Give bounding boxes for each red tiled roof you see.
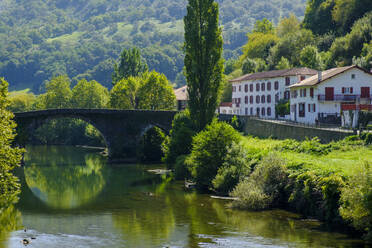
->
[220,102,232,107]
[229,68,318,83]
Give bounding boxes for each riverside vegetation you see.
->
[163,113,372,241]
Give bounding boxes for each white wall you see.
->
[290,68,372,125]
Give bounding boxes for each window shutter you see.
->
[304,89,306,97]
[342,87,345,93]
[350,87,353,93]
[310,88,314,98]
[308,104,311,112]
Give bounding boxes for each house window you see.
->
[245,96,248,104]
[361,87,370,98]
[267,107,271,116]
[245,84,248,92]
[232,86,236,92]
[299,103,305,117]
[310,88,314,98]
[245,108,248,115]
[250,107,253,115]
[250,84,253,92]
[300,75,306,81]
[351,74,356,79]
[261,83,265,91]
[300,89,307,97]
[284,90,290,100]
[261,95,265,103]
[256,107,260,116]
[308,104,316,113]
[342,87,354,94]
[267,95,271,103]
[256,95,260,103]
[256,83,260,91]
[275,94,279,103]
[261,107,265,116]
[267,82,271,91]
[250,96,253,104]
[274,81,279,90]
[285,77,290,86]
[239,85,241,92]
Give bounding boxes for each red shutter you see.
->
[350,87,353,93]
[342,87,345,94]
[310,88,314,98]
[304,89,307,97]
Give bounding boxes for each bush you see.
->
[231,153,288,210]
[275,99,290,117]
[162,110,196,168]
[187,120,241,190]
[279,137,331,155]
[340,162,372,240]
[212,142,252,195]
[230,180,270,210]
[138,126,166,162]
[174,155,190,180]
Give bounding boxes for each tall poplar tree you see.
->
[184,0,224,131]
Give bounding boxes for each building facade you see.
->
[229,68,317,118]
[174,85,188,111]
[289,66,372,127]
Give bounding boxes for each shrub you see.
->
[187,120,241,190]
[275,99,290,117]
[138,126,166,162]
[231,153,288,210]
[174,155,190,180]
[230,180,270,210]
[212,142,252,195]
[162,110,196,168]
[340,162,372,240]
[279,137,331,155]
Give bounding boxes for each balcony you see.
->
[341,104,372,111]
[317,94,368,102]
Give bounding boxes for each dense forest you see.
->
[0,0,307,92]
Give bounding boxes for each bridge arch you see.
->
[14,109,177,163]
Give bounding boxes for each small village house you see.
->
[289,65,372,128]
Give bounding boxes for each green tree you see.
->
[7,90,36,113]
[0,78,23,207]
[303,0,337,35]
[184,0,224,131]
[163,110,196,167]
[242,58,257,74]
[137,71,176,110]
[276,57,291,70]
[277,14,301,38]
[71,79,109,108]
[300,45,323,70]
[109,77,142,109]
[43,75,72,109]
[332,0,372,34]
[138,126,166,162]
[252,18,275,34]
[241,32,279,61]
[186,121,241,190]
[112,47,148,85]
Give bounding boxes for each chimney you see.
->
[318,71,322,83]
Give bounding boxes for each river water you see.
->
[0,146,367,248]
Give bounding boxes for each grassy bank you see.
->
[233,136,372,240]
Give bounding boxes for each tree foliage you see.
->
[71,79,109,108]
[184,0,224,131]
[112,47,148,85]
[186,121,241,190]
[0,78,23,207]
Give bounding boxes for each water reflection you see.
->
[4,146,366,248]
[23,146,107,209]
[0,205,22,247]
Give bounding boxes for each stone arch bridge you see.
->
[14,109,177,162]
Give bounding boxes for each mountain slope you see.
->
[0,0,307,92]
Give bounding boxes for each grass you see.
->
[241,136,372,177]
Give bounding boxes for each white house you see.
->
[289,65,372,128]
[218,102,233,114]
[229,68,318,118]
[174,85,188,111]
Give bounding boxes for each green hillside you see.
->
[0,0,307,92]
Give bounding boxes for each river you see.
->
[0,146,367,248]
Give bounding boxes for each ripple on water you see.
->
[7,230,122,248]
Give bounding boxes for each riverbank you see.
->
[231,135,372,241]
